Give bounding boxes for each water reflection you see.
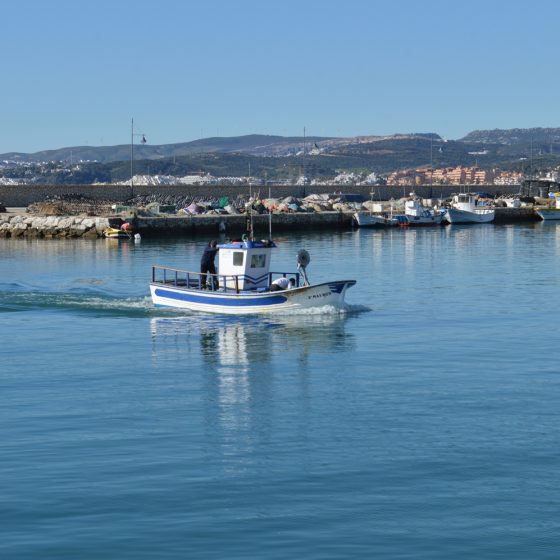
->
[150,311,354,363]
[149,312,355,461]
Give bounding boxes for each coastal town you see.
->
[1,158,558,189]
[2,129,560,189]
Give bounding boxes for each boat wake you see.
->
[0,291,152,317]
[0,283,176,317]
[268,302,370,316]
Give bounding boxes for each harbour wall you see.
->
[137,206,538,235]
[0,184,522,207]
[0,206,540,239]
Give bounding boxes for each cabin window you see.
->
[251,254,266,268]
[233,252,244,266]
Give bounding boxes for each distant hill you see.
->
[0,134,333,164]
[461,127,560,145]
[2,128,560,184]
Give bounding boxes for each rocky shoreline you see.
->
[0,214,116,239]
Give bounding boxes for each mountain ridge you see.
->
[3,128,559,165]
[460,127,560,145]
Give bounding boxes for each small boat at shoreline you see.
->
[150,238,356,314]
[103,222,133,239]
[444,193,495,224]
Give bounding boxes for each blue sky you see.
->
[1,0,559,153]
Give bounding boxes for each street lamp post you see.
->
[130,118,147,200]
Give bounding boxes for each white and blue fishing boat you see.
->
[398,195,446,226]
[150,238,356,314]
[444,193,495,224]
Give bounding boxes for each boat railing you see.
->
[152,266,300,294]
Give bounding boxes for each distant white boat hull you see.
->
[353,212,398,227]
[536,208,560,220]
[398,212,445,226]
[445,208,495,224]
[150,280,356,314]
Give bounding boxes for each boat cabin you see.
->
[405,196,431,218]
[452,193,479,211]
[218,239,276,291]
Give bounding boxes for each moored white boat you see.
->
[150,239,356,314]
[399,195,445,226]
[444,193,495,224]
[353,211,398,227]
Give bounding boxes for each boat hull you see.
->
[536,208,560,221]
[445,208,495,224]
[353,212,398,227]
[398,213,445,226]
[150,280,356,314]
[103,227,132,239]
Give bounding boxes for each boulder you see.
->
[58,217,74,229]
[24,228,41,238]
[45,216,60,227]
[82,227,99,239]
[42,228,59,238]
[69,224,87,237]
[11,224,28,237]
[31,217,47,229]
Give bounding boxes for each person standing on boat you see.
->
[270,277,294,291]
[200,240,219,289]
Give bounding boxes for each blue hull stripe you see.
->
[154,287,287,307]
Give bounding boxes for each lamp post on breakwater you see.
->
[130,118,147,200]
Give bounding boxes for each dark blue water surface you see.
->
[2,223,560,559]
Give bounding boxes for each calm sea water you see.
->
[2,223,560,559]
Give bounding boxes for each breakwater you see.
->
[0,206,539,239]
[0,183,522,207]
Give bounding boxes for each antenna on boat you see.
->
[297,249,311,286]
[246,167,254,241]
[266,171,272,240]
